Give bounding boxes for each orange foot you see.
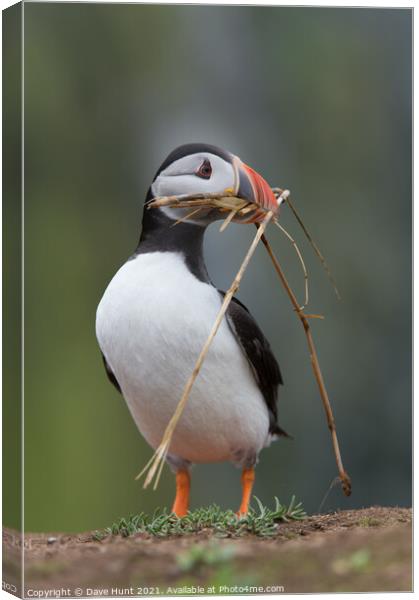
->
[236,467,255,516]
[171,469,191,517]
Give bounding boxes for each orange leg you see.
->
[171,469,191,517]
[237,467,255,515]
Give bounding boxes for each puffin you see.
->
[96,143,288,517]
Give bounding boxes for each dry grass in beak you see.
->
[147,192,276,225]
[139,188,351,498]
[219,207,245,232]
[148,192,247,212]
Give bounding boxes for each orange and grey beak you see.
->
[232,157,279,222]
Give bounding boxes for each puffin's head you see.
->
[149,143,278,225]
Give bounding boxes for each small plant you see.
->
[96,496,306,540]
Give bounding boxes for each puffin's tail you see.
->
[271,424,293,440]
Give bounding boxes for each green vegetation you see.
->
[358,516,383,528]
[93,496,305,540]
[177,542,236,572]
[332,549,372,575]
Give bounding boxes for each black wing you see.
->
[101,352,122,394]
[220,292,290,438]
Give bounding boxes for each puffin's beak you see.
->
[232,157,279,218]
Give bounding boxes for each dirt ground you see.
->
[3,506,412,596]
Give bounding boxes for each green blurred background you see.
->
[17,4,412,532]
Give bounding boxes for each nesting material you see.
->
[139,188,351,497]
[147,191,279,224]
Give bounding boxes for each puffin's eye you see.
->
[196,159,212,179]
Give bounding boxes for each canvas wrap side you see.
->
[3,2,23,597]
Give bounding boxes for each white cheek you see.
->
[152,175,211,222]
[151,156,236,199]
[208,163,236,193]
[152,174,210,198]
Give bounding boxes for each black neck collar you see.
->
[133,190,211,284]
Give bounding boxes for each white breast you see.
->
[96,252,270,465]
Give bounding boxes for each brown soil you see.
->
[3,506,412,596]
